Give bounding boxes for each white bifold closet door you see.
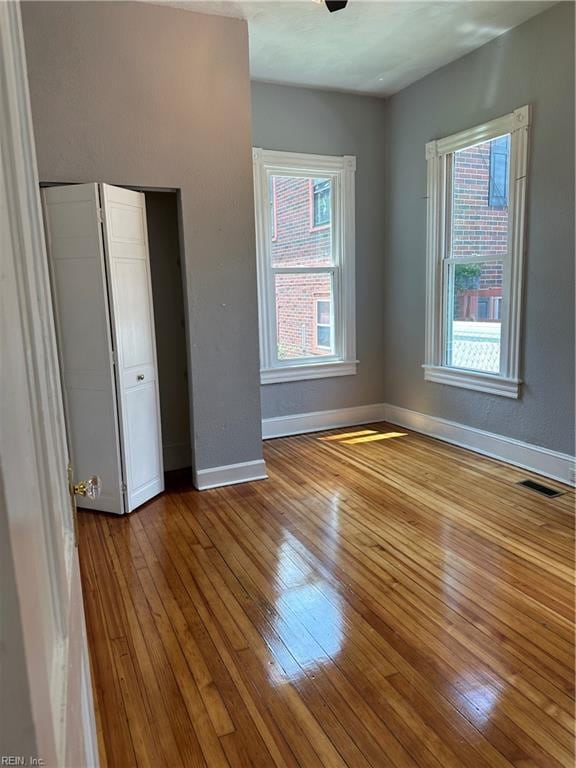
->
[43,182,164,514]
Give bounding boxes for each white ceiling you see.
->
[164,1,554,96]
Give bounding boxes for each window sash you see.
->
[441,142,511,377]
[424,106,530,398]
[443,254,505,265]
[271,266,336,274]
[270,268,341,366]
[441,259,505,373]
[444,150,510,265]
[442,177,509,376]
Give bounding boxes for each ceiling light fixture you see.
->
[325,0,348,11]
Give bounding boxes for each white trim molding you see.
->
[424,105,530,398]
[262,403,387,439]
[261,359,358,385]
[423,366,520,398]
[262,402,575,487]
[194,459,268,491]
[253,148,357,384]
[382,403,574,487]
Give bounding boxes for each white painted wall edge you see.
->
[262,403,575,487]
[194,459,268,491]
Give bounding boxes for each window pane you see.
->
[451,135,510,260]
[489,136,510,208]
[313,180,331,227]
[275,273,334,360]
[445,261,503,373]
[269,175,333,267]
[317,300,331,325]
[316,325,331,348]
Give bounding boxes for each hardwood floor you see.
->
[78,423,575,768]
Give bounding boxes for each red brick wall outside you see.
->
[271,176,333,359]
[452,141,508,321]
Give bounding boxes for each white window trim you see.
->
[253,148,357,385]
[423,105,530,398]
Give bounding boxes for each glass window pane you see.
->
[451,135,510,260]
[312,180,331,227]
[316,325,331,348]
[445,261,503,373]
[317,300,331,325]
[275,273,334,360]
[269,175,333,268]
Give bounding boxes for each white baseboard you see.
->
[194,459,268,491]
[382,403,574,487]
[262,403,387,440]
[262,403,575,486]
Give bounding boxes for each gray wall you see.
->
[251,82,387,419]
[22,1,263,473]
[145,192,192,471]
[22,2,575,459]
[384,2,575,455]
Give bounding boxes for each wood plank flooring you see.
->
[78,423,575,768]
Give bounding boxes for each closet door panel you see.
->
[124,383,163,507]
[101,183,164,512]
[52,258,110,372]
[43,183,126,515]
[66,386,124,514]
[111,257,154,369]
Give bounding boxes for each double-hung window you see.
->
[424,106,530,398]
[253,149,357,384]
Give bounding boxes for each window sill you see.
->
[423,365,520,399]
[261,360,358,385]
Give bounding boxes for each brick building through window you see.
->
[451,137,509,324]
[270,176,334,359]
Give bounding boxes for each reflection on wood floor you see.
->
[79,423,575,767]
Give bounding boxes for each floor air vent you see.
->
[517,479,564,497]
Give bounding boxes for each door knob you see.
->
[73,475,102,500]
[137,374,145,381]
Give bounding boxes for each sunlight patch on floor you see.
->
[320,429,377,441]
[319,429,408,445]
[342,431,408,445]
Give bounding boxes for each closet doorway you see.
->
[144,189,192,475]
[42,183,192,514]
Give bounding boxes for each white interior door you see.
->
[43,183,126,515]
[0,3,98,765]
[101,183,164,511]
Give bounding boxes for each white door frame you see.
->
[0,3,98,765]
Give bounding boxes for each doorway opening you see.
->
[143,190,192,477]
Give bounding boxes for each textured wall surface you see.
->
[252,82,387,419]
[22,2,574,459]
[22,1,263,472]
[384,2,575,454]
